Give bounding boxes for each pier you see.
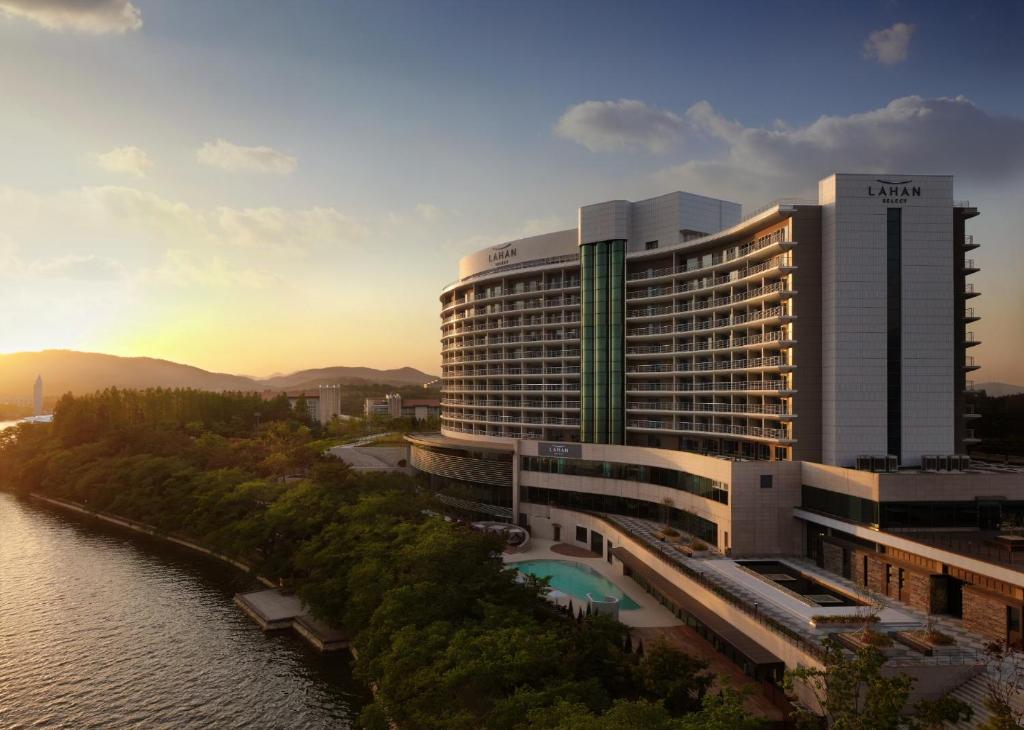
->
[235,589,350,653]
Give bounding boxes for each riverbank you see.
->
[26,492,349,653]
[29,493,276,586]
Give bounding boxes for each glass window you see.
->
[575,525,588,542]
[522,456,728,504]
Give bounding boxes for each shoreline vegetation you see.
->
[0,387,763,730]
[24,493,277,587]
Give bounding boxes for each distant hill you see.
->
[976,382,1024,398]
[261,366,436,389]
[0,350,438,399]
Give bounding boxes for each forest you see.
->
[0,388,764,729]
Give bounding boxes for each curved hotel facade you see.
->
[411,174,1024,674]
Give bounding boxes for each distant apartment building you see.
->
[32,375,42,417]
[318,384,343,424]
[407,174,1024,687]
[364,393,440,420]
[260,385,347,425]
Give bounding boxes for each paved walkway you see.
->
[327,444,405,470]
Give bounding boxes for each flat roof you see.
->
[404,431,515,453]
[610,546,782,667]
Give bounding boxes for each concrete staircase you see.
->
[947,657,1024,729]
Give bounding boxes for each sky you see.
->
[0,0,1022,382]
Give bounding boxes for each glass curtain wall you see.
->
[581,239,625,443]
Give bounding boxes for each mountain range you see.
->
[975,382,1024,398]
[0,350,438,399]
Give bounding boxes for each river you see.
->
[0,492,365,728]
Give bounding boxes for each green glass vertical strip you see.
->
[594,241,608,443]
[609,240,625,444]
[581,245,595,443]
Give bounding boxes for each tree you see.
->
[785,638,972,729]
[675,685,765,730]
[635,639,713,714]
[979,643,1024,730]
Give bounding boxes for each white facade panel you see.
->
[820,174,955,467]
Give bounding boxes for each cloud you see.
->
[94,146,153,177]
[863,22,915,65]
[0,184,370,282]
[196,138,297,174]
[654,95,1024,207]
[150,249,278,289]
[555,99,685,153]
[0,0,141,33]
[214,206,368,251]
[415,203,442,222]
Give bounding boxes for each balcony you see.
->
[625,380,794,395]
[965,331,981,348]
[627,282,795,320]
[626,330,793,357]
[962,234,980,251]
[626,401,792,418]
[964,356,980,372]
[964,283,980,299]
[964,258,980,275]
[964,307,980,324]
[627,306,793,338]
[626,355,792,376]
[626,419,793,443]
[626,233,793,282]
[625,254,794,301]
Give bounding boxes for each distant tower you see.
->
[33,375,43,417]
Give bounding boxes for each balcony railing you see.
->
[626,232,791,282]
[626,402,791,416]
[627,306,791,337]
[626,419,792,441]
[625,380,792,393]
[625,254,793,301]
[626,330,790,356]
[628,282,793,319]
[627,355,789,375]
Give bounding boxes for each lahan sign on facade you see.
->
[867,179,922,205]
[488,242,518,265]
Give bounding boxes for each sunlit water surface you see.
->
[0,492,364,729]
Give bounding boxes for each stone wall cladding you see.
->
[963,586,1007,643]
[905,570,933,612]
[823,542,845,577]
[866,554,887,594]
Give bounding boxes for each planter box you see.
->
[893,631,958,656]
[834,631,899,657]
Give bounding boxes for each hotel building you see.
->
[409,174,1024,693]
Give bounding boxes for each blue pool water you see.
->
[512,559,641,610]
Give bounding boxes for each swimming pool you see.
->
[512,559,641,610]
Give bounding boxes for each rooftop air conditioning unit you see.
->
[885,455,899,472]
[856,456,872,471]
[936,455,951,472]
[871,456,889,473]
[922,456,938,472]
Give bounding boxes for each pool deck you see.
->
[505,539,680,628]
